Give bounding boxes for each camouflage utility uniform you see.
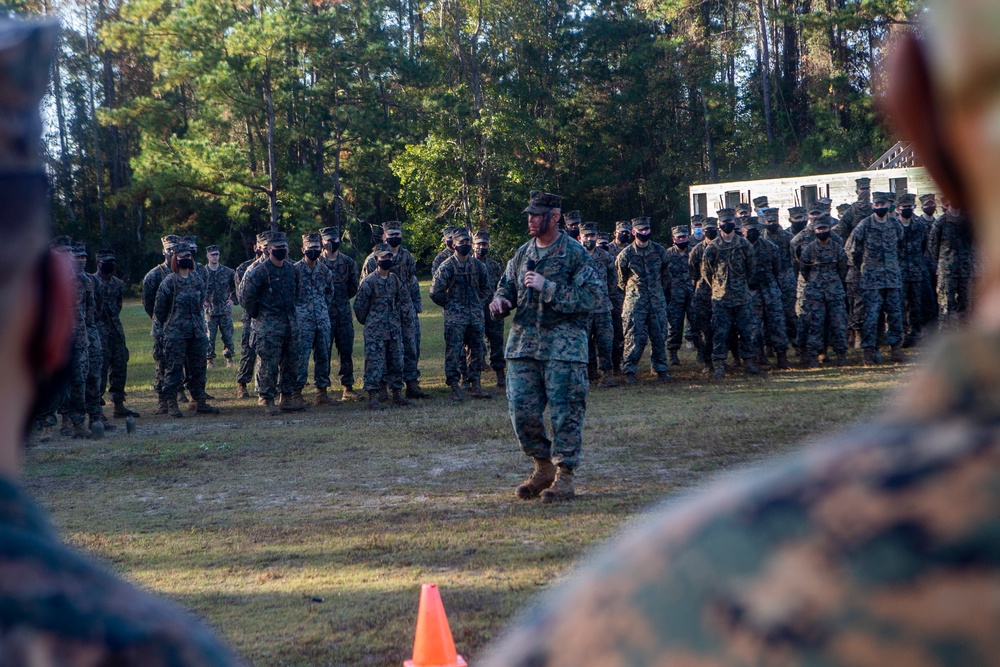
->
[320,247,360,390]
[616,233,671,377]
[930,210,975,327]
[203,263,237,362]
[354,270,410,392]
[430,251,494,390]
[845,210,905,353]
[155,271,211,402]
[93,268,129,406]
[361,242,423,384]
[799,237,849,360]
[703,235,757,364]
[293,257,334,395]
[239,258,300,401]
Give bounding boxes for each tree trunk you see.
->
[51,49,77,225]
[757,0,775,148]
[263,64,279,231]
[84,0,108,241]
[701,90,718,182]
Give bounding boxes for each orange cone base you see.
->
[404,583,467,667]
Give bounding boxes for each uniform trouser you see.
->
[253,325,298,399]
[163,336,208,399]
[692,285,713,363]
[712,302,755,361]
[849,280,864,334]
[444,314,485,386]
[938,275,973,327]
[586,311,614,373]
[902,280,924,339]
[153,334,167,396]
[778,270,797,343]
[205,311,235,359]
[804,296,848,356]
[296,324,332,391]
[506,358,588,470]
[99,327,129,404]
[750,284,789,354]
[237,314,256,386]
[483,307,506,372]
[622,301,669,375]
[363,332,404,391]
[401,307,421,382]
[922,274,938,326]
[66,337,89,425]
[611,302,624,371]
[861,287,903,348]
[330,302,356,387]
[666,289,695,351]
[86,332,103,419]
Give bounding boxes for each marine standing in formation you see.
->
[474,230,507,388]
[319,226,362,401]
[930,201,975,328]
[293,233,336,406]
[580,221,619,387]
[203,244,237,369]
[798,215,849,366]
[664,225,695,368]
[93,246,137,419]
[234,233,268,399]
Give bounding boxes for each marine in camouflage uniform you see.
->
[703,208,760,379]
[154,242,219,417]
[360,220,430,399]
[92,247,137,418]
[799,216,849,366]
[616,216,672,384]
[294,233,335,406]
[930,204,975,328]
[562,209,582,242]
[835,178,873,344]
[918,193,941,327]
[490,191,604,503]
[596,232,611,253]
[607,220,632,373]
[664,225,696,367]
[430,228,494,401]
[233,233,268,399]
[791,209,844,360]
[239,231,302,415]
[354,244,412,410]
[845,191,906,364]
[473,230,507,387]
[202,245,237,367]
[745,218,790,368]
[580,222,619,387]
[72,243,109,430]
[762,207,797,344]
[141,235,179,413]
[688,217,718,372]
[319,226,361,401]
[49,238,89,438]
[896,193,931,347]
[431,225,458,275]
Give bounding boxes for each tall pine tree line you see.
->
[9,0,919,284]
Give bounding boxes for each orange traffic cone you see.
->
[404,583,467,667]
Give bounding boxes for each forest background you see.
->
[8,0,919,285]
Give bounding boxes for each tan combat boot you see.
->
[314,387,338,406]
[279,392,307,412]
[515,458,556,500]
[450,384,467,402]
[166,397,183,418]
[112,401,139,418]
[195,398,220,414]
[392,387,414,407]
[405,380,431,399]
[236,382,250,399]
[342,385,362,402]
[468,380,492,399]
[540,465,575,503]
[598,372,619,388]
[367,390,384,411]
[156,396,169,415]
[71,420,90,439]
[262,397,281,416]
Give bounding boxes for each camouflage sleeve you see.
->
[353,278,371,325]
[347,257,360,300]
[141,272,158,318]
[538,253,604,315]
[396,273,413,314]
[660,247,672,302]
[703,244,717,282]
[239,266,261,320]
[360,254,376,282]
[227,267,237,303]
[615,250,630,293]
[846,223,864,270]
[429,260,451,308]
[799,242,814,282]
[495,253,521,305]
[928,221,941,271]
[115,278,123,315]
[605,255,622,309]
[688,246,702,287]
[407,254,422,313]
[476,260,493,305]
[769,241,781,280]
[837,244,848,283]
[153,277,173,325]
[325,264,335,310]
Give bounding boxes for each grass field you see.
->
[23,283,915,665]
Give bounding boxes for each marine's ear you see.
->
[881,33,966,208]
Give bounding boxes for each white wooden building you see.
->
[688,143,936,218]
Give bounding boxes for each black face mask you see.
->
[305,248,321,261]
[270,248,288,261]
[326,241,340,254]
[378,258,394,270]
[899,208,913,220]
[674,241,688,251]
[583,239,596,250]
[617,233,632,244]
[791,220,807,234]
[634,231,651,242]
[455,243,472,257]
[720,222,736,234]
[766,222,780,233]
[873,207,889,218]
[922,206,936,217]
[98,260,115,274]
[25,251,73,440]
[255,248,263,258]
[446,239,454,249]
[704,228,718,240]
[816,230,831,241]
[178,257,195,270]
[746,229,760,243]
[567,228,580,239]
[475,247,488,259]
[387,236,403,248]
